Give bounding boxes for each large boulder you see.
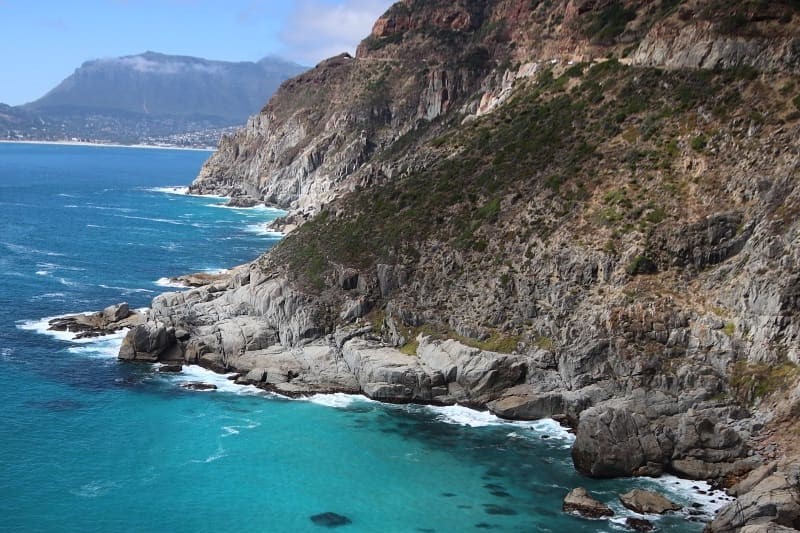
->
[619,489,681,514]
[118,321,176,362]
[572,406,665,477]
[562,487,614,518]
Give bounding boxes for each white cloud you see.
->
[98,56,222,75]
[279,0,395,65]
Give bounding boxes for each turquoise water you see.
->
[0,143,727,532]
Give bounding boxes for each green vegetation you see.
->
[723,322,736,337]
[276,62,746,296]
[690,134,708,152]
[534,336,555,350]
[626,255,657,276]
[583,2,637,44]
[794,93,800,111]
[400,338,419,356]
[731,361,800,403]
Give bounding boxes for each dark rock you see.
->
[225,196,260,208]
[625,517,654,532]
[180,382,217,391]
[310,512,352,528]
[563,487,614,518]
[157,364,183,373]
[619,489,681,514]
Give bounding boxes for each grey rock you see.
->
[710,469,800,532]
[119,321,175,362]
[562,487,614,518]
[619,489,681,514]
[572,406,665,478]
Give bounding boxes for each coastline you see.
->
[18,306,734,527]
[0,139,216,152]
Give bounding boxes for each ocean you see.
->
[0,142,728,532]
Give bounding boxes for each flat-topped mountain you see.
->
[2,52,307,145]
[24,52,306,125]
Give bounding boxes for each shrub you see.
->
[690,134,708,152]
[626,255,657,275]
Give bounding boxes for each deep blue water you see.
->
[0,143,728,532]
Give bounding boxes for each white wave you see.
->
[117,214,187,226]
[154,277,190,289]
[646,475,735,519]
[2,242,65,257]
[70,480,119,498]
[86,224,108,229]
[29,292,67,301]
[207,203,286,215]
[221,419,260,438]
[147,186,228,200]
[82,205,135,213]
[57,193,76,198]
[173,365,268,396]
[36,270,51,276]
[244,223,285,238]
[191,443,228,464]
[99,284,154,295]
[148,186,188,195]
[67,335,125,359]
[306,393,377,409]
[57,276,81,288]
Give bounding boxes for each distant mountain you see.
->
[1,52,307,146]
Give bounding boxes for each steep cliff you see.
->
[127,1,800,530]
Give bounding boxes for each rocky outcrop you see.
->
[49,303,143,339]
[562,487,614,518]
[710,464,800,532]
[618,489,681,514]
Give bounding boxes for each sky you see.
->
[0,0,394,105]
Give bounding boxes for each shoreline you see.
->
[0,139,216,152]
[19,307,734,525]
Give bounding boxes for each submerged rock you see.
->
[619,489,681,514]
[310,512,352,528]
[562,487,614,518]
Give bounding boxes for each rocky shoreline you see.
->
[114,264,800,531]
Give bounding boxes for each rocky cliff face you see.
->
[128,1,800,530]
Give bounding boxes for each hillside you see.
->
[124,1,800,530]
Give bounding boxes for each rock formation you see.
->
[562,487,614,518]
[49,303,142,339]
[122,1,800,530]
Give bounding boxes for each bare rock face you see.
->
[571,406,665,478]
[618,489,681,514]
[710,466,800,533]
[562,487,614,518]
[118,321,176,363]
